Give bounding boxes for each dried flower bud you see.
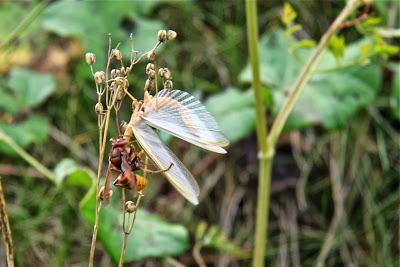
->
[112,49,122,60]
[148,69,156,79]
[95,102,103,114]
[120,67,126,76]
[116,88,125,101]
[99,185,113,202]
[163,68,172,80]
[164,80,173,89]
[167,30,177,41]
[158,68,165,77]
[111,69,117,79]
[144,79,153,91]
[147,50,156,61]
[94,71,106,84]
[157,30,168,42]
[146,63,155,74]
[120,121,127,133]
[125,201,137,213]
[85,52,96,65]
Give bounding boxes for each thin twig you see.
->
[193,243,207,267]
[0,176,15,267]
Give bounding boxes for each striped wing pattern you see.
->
[140,89,229,153]
[131,120,200,205]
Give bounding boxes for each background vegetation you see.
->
[0,0,399,266]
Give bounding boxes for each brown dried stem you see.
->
[0,176,14,267]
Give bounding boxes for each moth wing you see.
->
[141,89,229,152]
[132,121,200,205]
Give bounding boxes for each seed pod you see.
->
[144,79,153,91]
[147,50,156,61]
[85,52,96,65]
[116,88,125,101]
[125,201,137,213]
[111,69,117,79]
[94,71,106,84]
[99,186,113,201]
[112,49,122,60]
[167,30,177,41]
[164,79,173,89]
[148,69,156,80]
[158,68,165,77]
[146,63,155,74]
[95,102,103,114]
[163,68,172,80]
[157,30,167,42]
[120,67,126,76]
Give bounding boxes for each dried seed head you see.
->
[167,30,177,41]
[99,185,113,202]
[164,79,173,89]
[95,102,103,114]
[94,71,106,84]
[163,68,172,80]
[147,50,156,61]
[85,52,96,65]
[111,69,117,79]
[148,69,156,79]
[157,30,168,42]
[120,121,127,132]
[125,201,137,213]
[112,49,122,60]
[116,88,125,101]
[144,79,153,91]
[158,67,165,77]
[120,67,126,76]
[146,63,155,74]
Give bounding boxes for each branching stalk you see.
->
[245,1,273,267]
[246,0,362,266]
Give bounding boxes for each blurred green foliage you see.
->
[0,0,399,266]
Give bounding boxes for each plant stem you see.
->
[0,131,56,182]
[267,0,361,147]
[245,1,273,267]
[0,176,14,267]
[0,0,49,50]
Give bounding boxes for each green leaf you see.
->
[330,35,345,59]
[53,158,79,187]
[0,68,55,114]
[41,0,164,68]
[0,115,49,155]
[240,29,380,131]
[80,189,189,262]
[206,88,256,143]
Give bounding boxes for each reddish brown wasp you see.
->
[101,136,173,204]
[101,137,147,204]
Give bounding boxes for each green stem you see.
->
[245,1,273,266]
[267,0,361,147]
[0,131,56,182]
[0,0,49,50]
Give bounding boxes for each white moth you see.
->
[127,89,229,205]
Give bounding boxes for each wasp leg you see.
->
[101,165,120,204]
[141,162,174,173]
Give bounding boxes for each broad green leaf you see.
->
[0,115,49,155]
[41,0,164,68]
[53,158,79,187]
[0,68,55,114]
[80,189,189,262]
[240,29,381,131]
[206,88,256,143]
